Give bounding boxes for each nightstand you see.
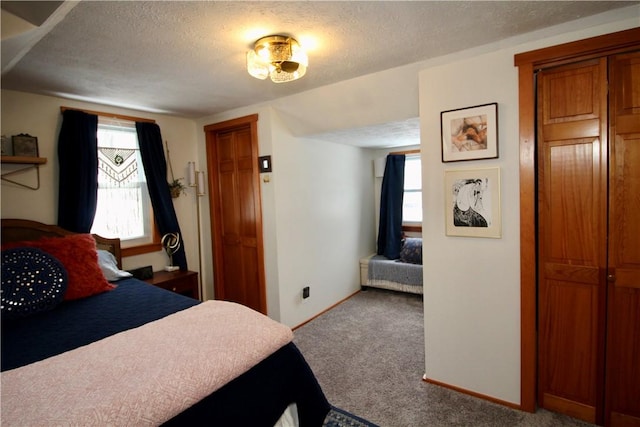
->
[145,270,199,299]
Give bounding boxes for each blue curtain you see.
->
[135,122,188,271]
[376,154,405,259]
[57,110,99,233]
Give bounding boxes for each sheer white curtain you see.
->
[91,121,151,243]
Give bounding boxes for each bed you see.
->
[1,219,330,426]
[359,237,423,295]
[360,254,423,295]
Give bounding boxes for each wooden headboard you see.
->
[1,219,123,268]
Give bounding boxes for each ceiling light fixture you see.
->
[246,35,308,83]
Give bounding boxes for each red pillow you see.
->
[2,234,115,300]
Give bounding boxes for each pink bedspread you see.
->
[1,300,293,426]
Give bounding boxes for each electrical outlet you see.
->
[302,286,310,299]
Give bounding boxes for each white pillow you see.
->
[97,249,132,282]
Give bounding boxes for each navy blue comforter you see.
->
[1,278,198,371]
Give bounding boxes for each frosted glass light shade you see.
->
[188,161,196,187]
[246,50,269,80]
[196,171,205,196]
[246,35,308,83]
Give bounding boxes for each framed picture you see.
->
[1,135,12,156]
[441,102,498,162]
[445,167,501,238]
[12,134,38,157]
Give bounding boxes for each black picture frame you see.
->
[440,103,498,162]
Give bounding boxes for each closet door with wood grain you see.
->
[605,51,640,427]
[537,58,608,425]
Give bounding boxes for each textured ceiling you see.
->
[1,1,637,147]
[309,118,422,148]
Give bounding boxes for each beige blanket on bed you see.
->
[1,300,293,426]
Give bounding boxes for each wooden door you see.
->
[605,51,640,427]
[537,58,608,424]
[514,28,640,426]
[204,115,267,314]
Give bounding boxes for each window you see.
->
[403,155,422,225]
[91,118,157,252]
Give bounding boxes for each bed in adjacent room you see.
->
[359,237,423,295]
[1,219,330,427]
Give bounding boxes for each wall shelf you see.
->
[1,156,48,190]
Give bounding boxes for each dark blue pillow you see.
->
[399,237,422,265]
[1,247,68,319]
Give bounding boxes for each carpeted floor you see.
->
[294,288,596,427]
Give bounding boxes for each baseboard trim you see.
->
[292,289,361,330]
[422,375,524,412]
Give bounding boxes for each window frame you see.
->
[61,107,161,258]
[391,149,422,233]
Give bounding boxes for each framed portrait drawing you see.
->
[12,134,39,157]
[445,167,501,238]
[441,102,498,162]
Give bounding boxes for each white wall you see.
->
[420,49,521,404]
[270,110,374,326]
[418,8,639,405]
[196,105,376,326]
[0,90,201,276]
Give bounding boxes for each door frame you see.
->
[515,27,640,413]
[203,114,267,314]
